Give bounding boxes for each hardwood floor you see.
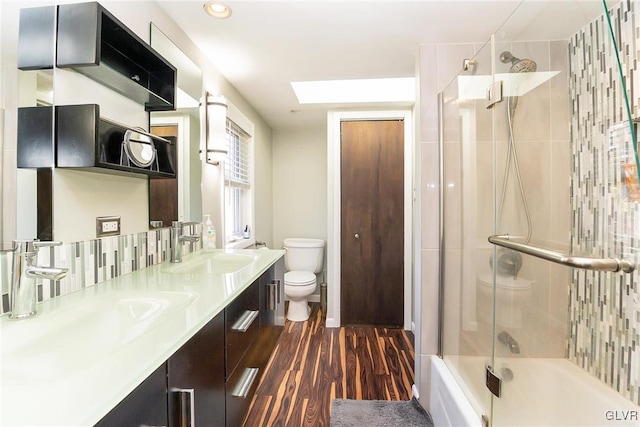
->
[243,304,415,427]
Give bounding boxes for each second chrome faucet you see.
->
[170,221,201,263]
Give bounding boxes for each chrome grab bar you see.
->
[488,235,635,274]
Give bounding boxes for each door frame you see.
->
[327,109,413,329]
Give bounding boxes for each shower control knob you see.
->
[354,233,360,239]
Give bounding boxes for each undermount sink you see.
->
[1,290,197,385]
[166,252,258,275]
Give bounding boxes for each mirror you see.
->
[123,129,156,168]
[1,1,56,246]
[149,23,203,228]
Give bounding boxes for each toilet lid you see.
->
[285,271,316,286]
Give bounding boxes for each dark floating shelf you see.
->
[18,104,176,179]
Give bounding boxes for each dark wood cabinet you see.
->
[257,257,285,370]
[94,256,285,427]
[225,261,285,426]
[94,363,168,427]
[225,281,260,427]
[225,281,260,379]
[56,2,176,111]
[168,311,226,427]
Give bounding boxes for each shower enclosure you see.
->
[438,1,640,425]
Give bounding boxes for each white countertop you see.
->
[0,248,284,427]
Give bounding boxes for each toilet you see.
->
[283,238,325,322]
[477,273,533,328]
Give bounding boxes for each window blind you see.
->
[225,119,250,188]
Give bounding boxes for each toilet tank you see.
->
[283,238,325,273]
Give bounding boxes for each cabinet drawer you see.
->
[225,281,259,378]
[226,350,261,427]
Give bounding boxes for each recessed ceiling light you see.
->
[291,77,415,104]
[203,2,232,19]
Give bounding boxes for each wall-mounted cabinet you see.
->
[31,1,175,112]
[18,2,176,111]
[18,104,176,178]
[17,6,55,70]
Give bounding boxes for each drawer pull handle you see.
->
[267,282,276,310]
[170,388,195,427]
[231,310,259,333]
[231,367,259,399]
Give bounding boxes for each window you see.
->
[224,118,252,242]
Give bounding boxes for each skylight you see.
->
[291,77,415,104]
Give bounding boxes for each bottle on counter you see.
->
[204,214,216,249]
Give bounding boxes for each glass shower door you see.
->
[489,0,640,425]
[489,32,574,427]
[440,40,495,423]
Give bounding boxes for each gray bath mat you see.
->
[330,398,434,427]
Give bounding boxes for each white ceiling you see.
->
[157,0,606,131]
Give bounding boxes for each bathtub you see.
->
[430,355,640,426]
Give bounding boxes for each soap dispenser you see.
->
[204,214,216,250]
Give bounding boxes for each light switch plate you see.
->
[96,216,121,237]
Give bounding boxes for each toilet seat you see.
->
[285,271,316,286]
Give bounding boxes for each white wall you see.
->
[254,122,274,247]
[52,67,149,241]
[272,126,327,298]
[272,126,328,248]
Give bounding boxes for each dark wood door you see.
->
[340,120,404,327]
[150,125,178,227]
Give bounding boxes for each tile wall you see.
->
[0,224,202,315]
[569,0,640,404]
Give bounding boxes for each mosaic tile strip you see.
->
[0,223,202,316]
[569,0,640,405]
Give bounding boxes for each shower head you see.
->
[499,51,537,73]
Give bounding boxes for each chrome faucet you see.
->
[10,240,68,319]
[170,221,201,263]
[497,331,520,354]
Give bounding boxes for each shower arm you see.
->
[488,235,635,274]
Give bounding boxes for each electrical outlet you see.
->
[96,216,121,237]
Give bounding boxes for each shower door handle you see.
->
[488,235,635,273]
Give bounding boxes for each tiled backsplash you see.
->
[0,224,202,315]
[569,0,640,404]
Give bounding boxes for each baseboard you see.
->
[412,383,420,399]
[326,316,339,328]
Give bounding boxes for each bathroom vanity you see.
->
[0,249,285,426]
